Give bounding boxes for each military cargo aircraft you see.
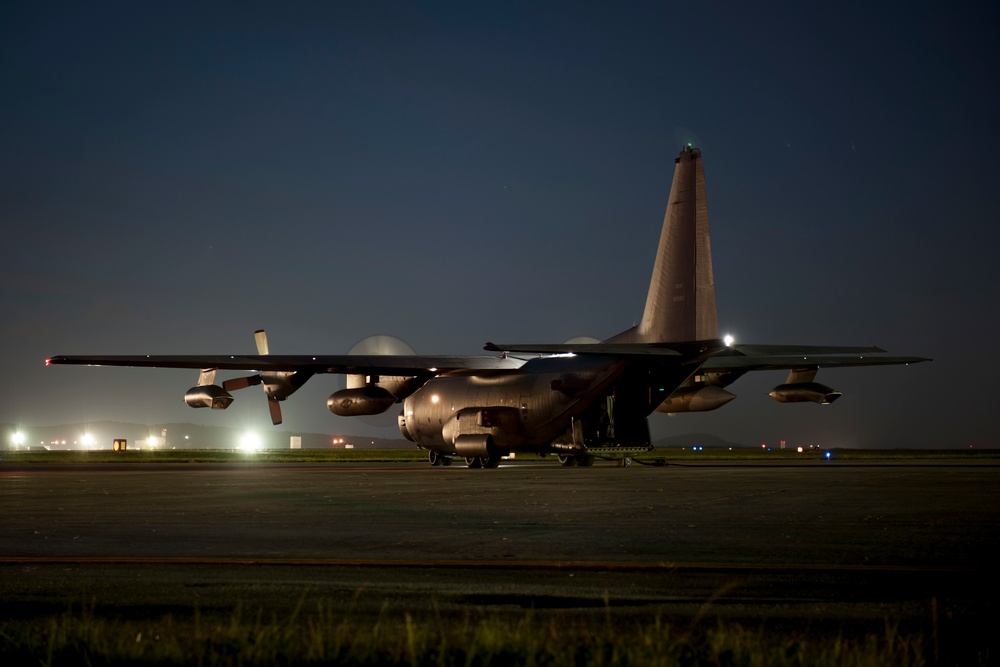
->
[47,146,929,467]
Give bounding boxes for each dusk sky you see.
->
[3,1,998,448]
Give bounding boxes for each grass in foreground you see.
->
[0,602,951,667]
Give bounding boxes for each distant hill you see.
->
[1,421,411,451]
[652,433,752,450]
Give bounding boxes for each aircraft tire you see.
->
[428,451,442,466]
[574,454,595,467]
[558,454,576,467]
[481,454,501,469]
[465,456,483,469]
[441,456,452,466]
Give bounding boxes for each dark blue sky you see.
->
[3,1,998,448]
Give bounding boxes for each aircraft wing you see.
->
[45,354,525,374]
[483,341,930,373]
[701,353,930,372]
[484,341,923,364]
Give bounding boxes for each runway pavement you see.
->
[1,458,997,649]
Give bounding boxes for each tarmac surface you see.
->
[1,458,997,649]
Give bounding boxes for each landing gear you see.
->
[428,451,454,466]
[620,456,632,468]
[465,454,501,468]
[558,453,594,467]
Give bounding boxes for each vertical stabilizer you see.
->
[607,145,718,344]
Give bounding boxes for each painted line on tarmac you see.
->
[0,556,977,574]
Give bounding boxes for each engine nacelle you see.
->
[453,434,493,458]
[184,385,234,410]
[327,386,396,416]
[656,386,737,413]
[769,382,842,405]
[346,374,422,399]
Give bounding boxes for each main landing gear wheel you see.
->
[574,454,595,467]
[558,454,576,467]
[466,454,500,468]
[428,451,443,466]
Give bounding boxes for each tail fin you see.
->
[607,145,718,344]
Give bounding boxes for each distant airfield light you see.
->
[12,431,25,447]
[724,334,735,347]
[797,446,803,453]
[239,432,262,452]
[81,434,95,447]
[146,435,158,447]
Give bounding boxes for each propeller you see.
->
[221,329,269,394]
[222,329,302,425]
[564,336,600,345]
[222,374,262,391]
[345,335,416,428]
[348,334,415,357]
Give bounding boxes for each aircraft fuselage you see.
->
[399,356,623,453]
[397,355,692,459]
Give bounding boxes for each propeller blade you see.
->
[345,334,416,428]
[255,329,269,356]
[348,334,415,356]
[197,368,218,386]
[267,397,283,425]
[223,375,262,392]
